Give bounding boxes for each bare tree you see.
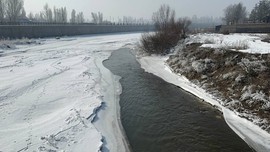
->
[91,12,98,24]
[98,12,103,24]
[76,12,84,23]
[70,9,76,23]
[61,7,67,23]
[123,16,136,24]
[91,12,103,24]
[152,4,175,30]
[179,18,191,36]
[34,12,45,22]
[53,6,67,23]
[234,3,247,23]
[6,0,24,22]
[250,0,270,22]
[20,7,26,18]
[43,3,53,22]
[140,4,191,54]
[28,12,34,20]
[53,7,59,22]
[0,0,5,22]
[223,3,247,25]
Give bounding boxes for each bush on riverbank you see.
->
[139,5,191,55]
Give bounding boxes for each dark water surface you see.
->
[103,48,253,152]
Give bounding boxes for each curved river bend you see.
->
[103,48,253,152]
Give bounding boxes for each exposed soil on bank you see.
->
[167,43,270,132]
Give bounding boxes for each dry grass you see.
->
[261,34,270,43]
[203,38,216,44]
[223,40,249,50]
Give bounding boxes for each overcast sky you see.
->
[24,0,261,20]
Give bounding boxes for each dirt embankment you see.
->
[167,43,270,132]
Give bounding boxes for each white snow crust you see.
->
[190,33,270,54]
[0,33,141,152]
[138,55,270,152]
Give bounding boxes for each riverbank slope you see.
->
[137,33,270,152]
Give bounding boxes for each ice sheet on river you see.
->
[0,33,141,152]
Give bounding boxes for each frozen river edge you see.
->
[137,55,270,152]
[93,54,131,152]
[0,33,141,152]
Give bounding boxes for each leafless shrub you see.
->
[139,4,191,55]
[222,30,230,35]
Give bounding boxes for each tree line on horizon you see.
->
[0,0,151,25]
[139,0,270,55]
[223,0,270,25]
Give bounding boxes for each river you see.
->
[103,48,253,152]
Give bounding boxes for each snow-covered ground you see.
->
[0,33,141,152]
[2,32,269,152]
[137,33,270,152]
[190,33,270,54]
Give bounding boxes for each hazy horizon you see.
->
[24,0,261,21]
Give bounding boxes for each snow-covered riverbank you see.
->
[138,55,270,152]
[137,33,270,152]
[0,33,141,152]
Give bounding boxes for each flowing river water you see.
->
[103,48,253,152]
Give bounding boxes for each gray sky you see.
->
[24,0,261,20]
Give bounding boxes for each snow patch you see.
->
[189,33,270,54]
[0,33,141,152]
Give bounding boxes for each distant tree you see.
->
[61,7,67,23]
[53,6,67,23]
[70,9,76,23]
[122,16,136,25]
[76,12,84,23]
[250,0,270,22]
[34,12,45,22]
[250,5,258,22]
[223,3,247,25]
[91,12,103,24]
[98,12,103,24]
[91,12,98,23]
[28,12,34,20]
[20,7,26,17]
[53,7,59,22]
[43,3,53,22]
[180,18,192,36]
[120,16,149,25]
[6,0,24,22]
[0,0,5,22]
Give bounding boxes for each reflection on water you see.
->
[103,48,253,152]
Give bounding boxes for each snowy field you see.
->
[0,33,141,152]
[190,33,270,54]
[137,33,270,152]
[2,32,270,152]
